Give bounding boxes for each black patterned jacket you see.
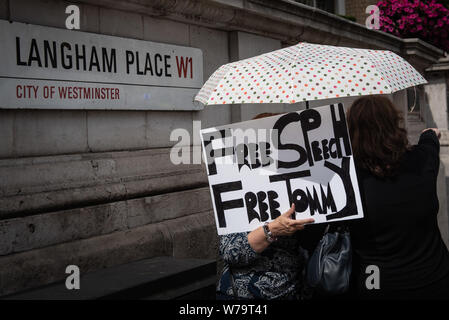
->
[217,231,308,299]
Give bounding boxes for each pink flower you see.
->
[377,0,449,52]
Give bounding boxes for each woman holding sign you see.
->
[216,112,323,300]
[347,96,449,299]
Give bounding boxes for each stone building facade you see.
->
[344,0,374,24]
[0,0,448,296]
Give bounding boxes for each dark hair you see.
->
[347,96,410,178]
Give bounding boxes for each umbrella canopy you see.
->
[194,42,427,106]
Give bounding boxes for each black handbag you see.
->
[305,223,352,295]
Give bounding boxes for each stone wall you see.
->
[345,0,374,24]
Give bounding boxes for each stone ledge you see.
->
[402,38,444,73]
[0,187,212,256]
[3,256,216,300]
[0,148,208,218]
[73,0,445,70]
[439,130,449,147]
[77,0,395,48]
[0,210,217,297]
[426,55,449,73]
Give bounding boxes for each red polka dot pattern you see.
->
[194,42,427,106]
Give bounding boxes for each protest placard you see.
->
[201,103,364,235]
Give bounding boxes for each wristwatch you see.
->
[263,222,277,243]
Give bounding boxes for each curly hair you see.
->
[347,96,410,178]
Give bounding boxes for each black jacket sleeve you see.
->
[417,129,440,177]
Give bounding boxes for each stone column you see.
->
[425,57,449,250]
[392,90,409,129]
[424,62,449,130]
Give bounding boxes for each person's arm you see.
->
[419,128,440,148]
[219,232,260,266]
[419,128,441,175]
[248,204,314,253]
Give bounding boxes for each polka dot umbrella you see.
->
[194,42,427,107]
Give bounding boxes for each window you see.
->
[294,0,336,14]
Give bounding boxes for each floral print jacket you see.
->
[217,231,309,299]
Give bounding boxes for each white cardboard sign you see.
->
[201,103,364,235]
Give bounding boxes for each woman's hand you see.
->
[423,128,441,139]
[248,204,315,253]
[268,204,315,237]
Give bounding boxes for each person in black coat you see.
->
[347,95,449,300]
